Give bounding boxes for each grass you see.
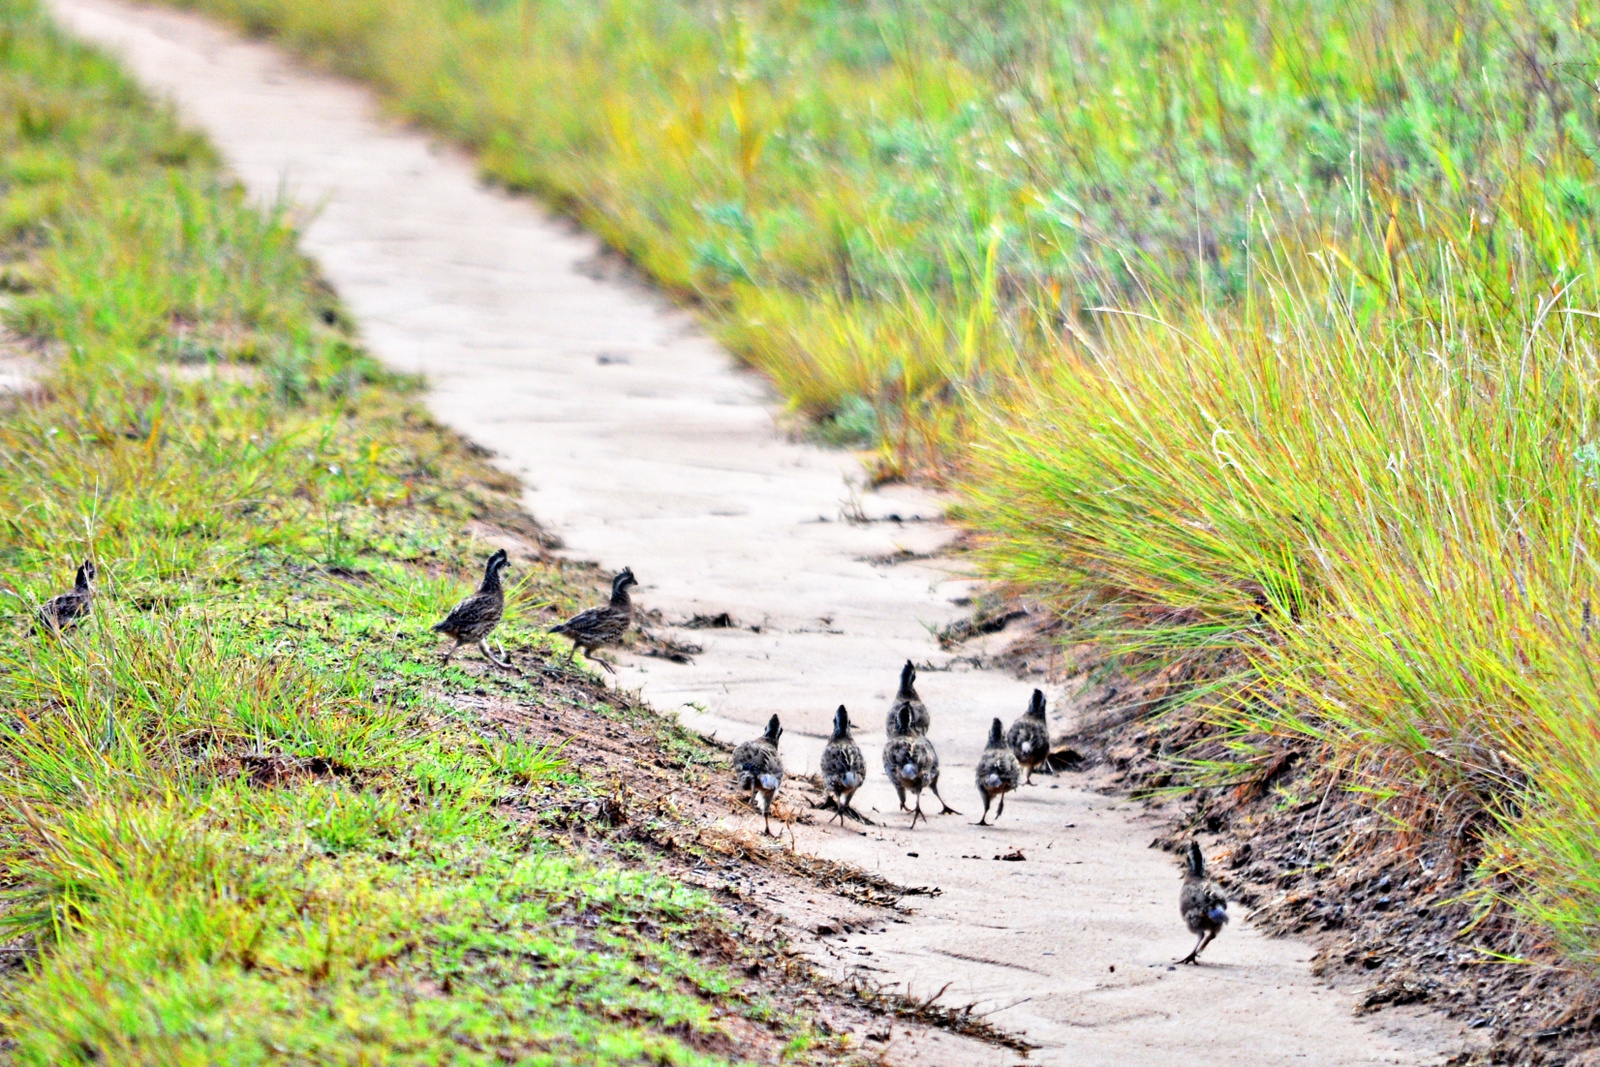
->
[0,2,861,1060]
[146,0,1600,979]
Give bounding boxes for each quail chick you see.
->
[883,704,959,828]
[1006,688,1052,785]
[820,705,867,825]
[549,567,637,673]
[35,559,94,635]
[1178,839,1229,964]
[885,659,929,737]
[975,717,1022,826]
[432,549,511,667]
[732,713,784,836]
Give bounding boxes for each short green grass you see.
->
[0,3,849,1060]
[152,0,1600,974]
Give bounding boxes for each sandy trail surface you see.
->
[47,1,1471,1061]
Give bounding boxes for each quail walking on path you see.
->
[1006,689,1051,784]
[883,703,958,828]
[549,567,637,673]
[885,659,930,737]
[975,717,1022,825]
[432,549,512,667]
[732,713,784,836]
[820,705,867,826]
[36,559,94,635]
[1178,839,1229,964]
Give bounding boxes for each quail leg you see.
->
[977,792,992,827]
[929,781,961,816]
[441,638,462,664]
[478,638,515,670]
[1177,931,1208,965]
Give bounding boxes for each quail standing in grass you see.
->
[885,659,930,737]
[883,703,959,828]
[1178,839,1229,964]
[432,549,512,667]
[975,717,1022,826]
[820,705,867,825]
[35,559,94,635]
[732,713,784,836]
[549,567,637,673]
[1006,688,1052,785]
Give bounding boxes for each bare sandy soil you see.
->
[45,0,1482,1061]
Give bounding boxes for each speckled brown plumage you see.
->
[732,713,784,836]
[820,705,866,826]
[549,567,636,673]
[975,717,1021,825]
[433,549,511,667]
[885,659,930,737]
[1178,839,1229,964]
[883,702,958,828]
[35,559,94,635]
[1006,688,1051,784]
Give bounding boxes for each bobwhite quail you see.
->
[1178,839,1229,964]
[820,705,866,825]
[432,550,511,667]
[1006,689,1051,784]
[975,717,1021,825]
[36,559,94,635]
[885,659,930,737]
[883,702,958,828]
[549,567,637,673]
[732,713,784,836]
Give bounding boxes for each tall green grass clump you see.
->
[0,2,836,1059]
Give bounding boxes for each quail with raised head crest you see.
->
[820,704,867,825]
[432,549,512,667]
[549,567,637,673]
[732,713,784,836]
[36,559,94,635]
[1006,688,1051,784]
[1178,839,1229,964]
[975,717,1021,825]
[883,702,958,828]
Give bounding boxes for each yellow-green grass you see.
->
[0,2,847,1060]
[154,0,1600,969]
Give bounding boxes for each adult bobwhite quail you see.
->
[549,567,637,673]
[1006,689,1051,784]
[883,703,958,828]
[1178,839,1229,964]
[885,659,930,737]
[732,713,784,836]
[36,559,94,635]
[975,717,1021,825]
[432,549,512,667]
[820,705,866,825]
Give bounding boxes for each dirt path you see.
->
[47,1,1473,1062]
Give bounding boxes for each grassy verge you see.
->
[0,3,874,1060]
[150,0,1600,996]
